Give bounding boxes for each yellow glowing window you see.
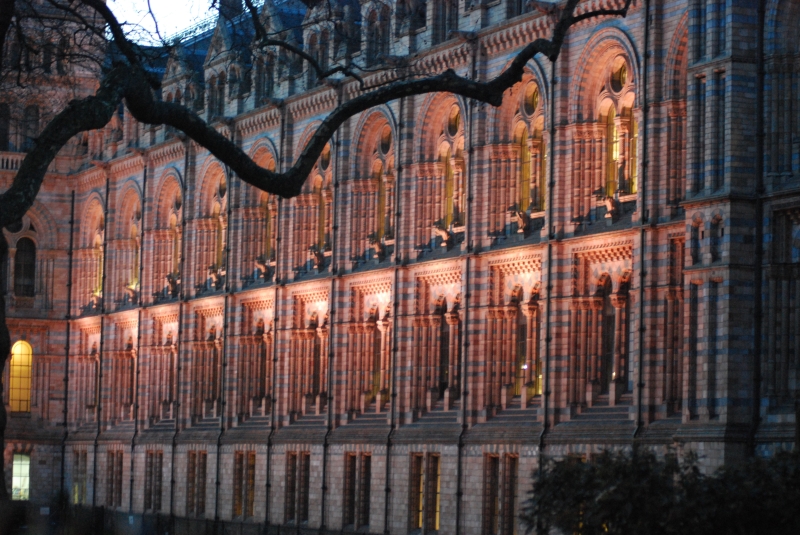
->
[10,340,32,413]
[12,453,30,500]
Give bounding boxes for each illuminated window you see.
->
[14,237,35,297]
[72,450,87,505]
[11,453,30,501]
[9,340,32,412]
[425,454,441,531]
[606,107,619,197]
[629,117,639,194]
[516,126,531,212]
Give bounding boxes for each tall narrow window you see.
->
[286,451,311,524]
[106,451,123,508]
[298,452,310,523]
[710,219,722,262]
[72,450,87,505]
[691,223,701,265]
[144,450,163,512]
[375,162,386,240]
[285,453,297,522]
[56,38,68,74]
[695,77,706,193]
[716,0,725,55]
[14,238,35,297]
[534,127,546,212]
[344,453,357,526]
[483,455,500,535]
[358,454,371,527]
[606,108,619,197]
[0,103,9,151]
[409,453,424,530]
[514,311,527,396]
[628,118,639,194]
[186,451,207,516]
[442,146,455,229]
[425,454,441,531]
[697,0,707,59]
[11,454,30,501]
[129,222,140,290]
[22,105,39,152]
[517,126,531,212]
[433,0,458,45]
[307,33,319,87]
[9,340,32,413]
[502,455,519,535]
[316,183,326,251]
[233,451,256,518]
[714,73,725,191]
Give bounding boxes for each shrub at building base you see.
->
[521,449,800,535]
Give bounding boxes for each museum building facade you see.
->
[2,0,800,533]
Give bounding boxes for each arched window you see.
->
[373,125,393,243]
[22,105,39,152]
[14,237,35,297]
[9,340,33,413]
[0,103,9,151]
[441,106,465,229]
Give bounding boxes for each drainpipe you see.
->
[265,99,286,528]
[60,191,76,500]
[538,56,557,481]
[749,0,765,457]
[633,0,651,441]
[215,130,236,527]
[129,152,149,511]
[456,33,479,535]
[92,173,110,508]
[170,139,191,530]
[320,82,343,533]
[384,94,405,535]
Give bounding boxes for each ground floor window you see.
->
[12,453,30,500]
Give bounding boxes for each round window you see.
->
[379,125,392,154]
[320,143,331,171]
[611,63,627,93]
[523,84,539,115]
[447,105,460,137]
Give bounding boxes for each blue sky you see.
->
[109,0,211,43]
